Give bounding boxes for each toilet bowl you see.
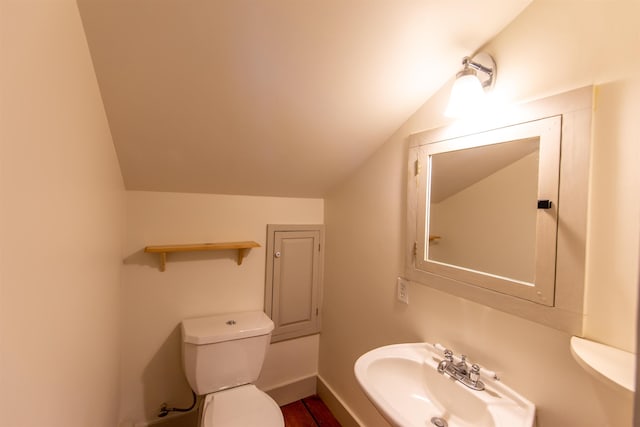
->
[201,384,283,427]
[181,311,284,427]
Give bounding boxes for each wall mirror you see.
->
[404,86,593,334]
[428,137,539,284]
[418,116,561,306]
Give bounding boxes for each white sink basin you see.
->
[354,343,535,427]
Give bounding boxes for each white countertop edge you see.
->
[570,336,636,392]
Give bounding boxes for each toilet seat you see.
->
[202,384,284,427]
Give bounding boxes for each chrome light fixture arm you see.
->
[444,52,496,118]
[460,53,496,89]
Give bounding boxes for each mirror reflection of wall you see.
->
[428,138,539,283]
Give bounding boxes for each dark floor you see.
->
[281,395,341,427]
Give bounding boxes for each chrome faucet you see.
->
[436,348,485,391]
[456,354,469,375]
[437,349,454,373]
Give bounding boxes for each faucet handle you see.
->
[470,364,481,383]
[444,349,453,361]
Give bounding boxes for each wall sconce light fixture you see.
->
[445,52,496,118]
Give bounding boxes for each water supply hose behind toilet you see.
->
[158,390,197,418]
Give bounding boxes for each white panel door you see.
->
[267,226,323,341]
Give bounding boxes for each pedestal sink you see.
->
[354,343,535,427]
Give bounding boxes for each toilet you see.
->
[181,310,285,427]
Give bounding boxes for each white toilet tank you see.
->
[181,311,274,395]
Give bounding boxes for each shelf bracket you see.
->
[237,248,247,265]
[159,252,167,272]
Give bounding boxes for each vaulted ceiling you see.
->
[78,0,532,197]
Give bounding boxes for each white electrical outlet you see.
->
[397,277,409,304]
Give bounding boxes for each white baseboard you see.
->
[316,375,363,427]
[263,375,317,406]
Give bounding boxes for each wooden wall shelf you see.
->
[144,241,260,272]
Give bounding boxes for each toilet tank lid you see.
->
[182,311,274,345]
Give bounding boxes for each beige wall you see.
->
[320,1,639,427]
[120,191,323,425]
[586,79,640,351]
[0,1,126,426]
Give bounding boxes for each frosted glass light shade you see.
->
[444,72,485,118]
